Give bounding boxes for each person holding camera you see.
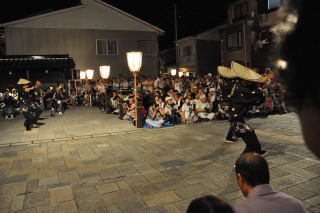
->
[2,90,15,119]
[123,96,136,121]
[145,102,166,128]
[163,96,181,124]
[53,86,67,115]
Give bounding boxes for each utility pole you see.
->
[243,21,247,66]
[174,4,179,72]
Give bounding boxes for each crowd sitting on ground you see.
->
[72,73,288,127]
[0,73,287,128]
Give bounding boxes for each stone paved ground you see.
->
[0,109,319,213]
[0,107,135,146]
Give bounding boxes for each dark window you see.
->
[96,39,118,55]
[227,31,243,49]
[234,1,249,19]
[138,40,157,55]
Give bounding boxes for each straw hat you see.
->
[17,78,31,85]
[217,66,237,78]
[165,96,172,102]
[231,61,263,82]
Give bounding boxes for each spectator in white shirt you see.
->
[196,95,215,121]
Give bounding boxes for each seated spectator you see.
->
[164,96,181,124]
[173,93,183,110]
[110,91,120,114]
[208,88,218,113]
[192,93,201,107]
[196,95,215,121]
[234,153,308,213]
[265,95,274,112]
[67,90,77,108]
[187,195,234,213]
[3,90,15,119]
[96,80,106,111]
[44,87,55,116]
[157,96,165,108]
[123,96,136,121]
[83,91,90,106]
[53,87,66,115]
[145,102,166,128]
[142,90,153,111]
[180,97,198,124]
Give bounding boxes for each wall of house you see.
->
[197,29,220,41]
[5,27,159,79]
[220,24,252,67]
[177,39,196,70]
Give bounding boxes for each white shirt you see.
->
[174,82,182,93]
[181,103,194,119]
[196,102,210,111]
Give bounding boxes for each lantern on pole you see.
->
[171,69,177,76]
[126,51,143,128]
[80,71,86,80]
[85,69,94,80]
[99,65,111,79]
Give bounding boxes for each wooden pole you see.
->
[133,72,137,108]
[133,72,138,124]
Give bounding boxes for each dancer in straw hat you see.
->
[218,62,274,156]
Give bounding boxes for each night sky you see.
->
[0,0,234,50]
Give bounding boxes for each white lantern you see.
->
[186,72,190,77]
[277,59,287,70]
[127,51,143,73]
[178,71,183,77]
[80,71,86,80]
[86,69,94,80]
[171,69,177,76]
[99,65,110,79]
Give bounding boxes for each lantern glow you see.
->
[99,66,110,79]
[127,52,142,73]
[80,71,86,80]
[171,69,177,76]
[85,69,94,80]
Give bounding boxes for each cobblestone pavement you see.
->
[0,107,136,146]
[0,111,319,213]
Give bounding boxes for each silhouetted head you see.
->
[187,195,234,213]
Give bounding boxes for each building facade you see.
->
[219,0,284,69]
[0,0,164,79]
[173,25,223,76]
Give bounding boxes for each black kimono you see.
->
[228,80,266,155]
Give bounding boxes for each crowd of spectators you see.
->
[0,73,287,128]
[66,73,288,127]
